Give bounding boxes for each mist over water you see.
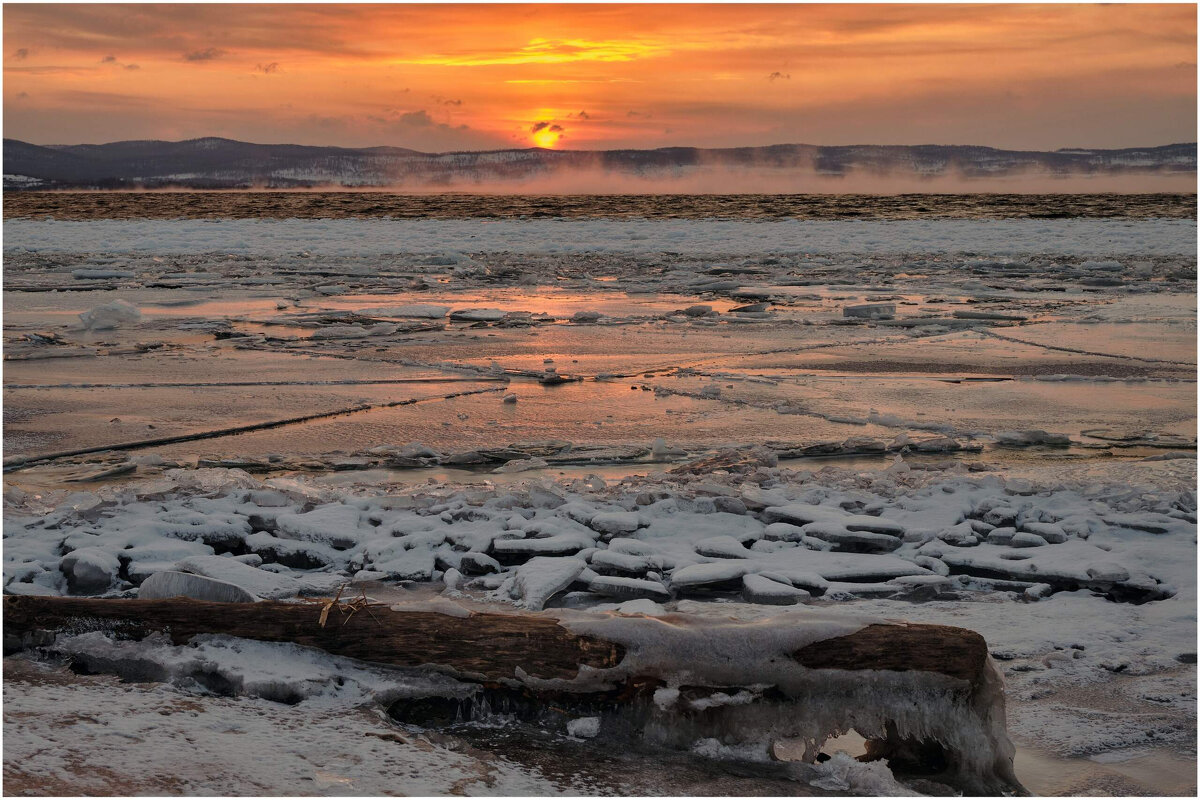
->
[5,191,1195,221]
[413,166,1198,196]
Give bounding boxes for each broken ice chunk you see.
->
[589,511,642,535]
[173,555,304,600]
[274,504,364,549]
[567,717,601,739]
[671,561,751,592]
[588,575,671,602]
[492,533,593,563]
[843,303,895,320]
[450,308,509,322]
[590,549,652,576]
[695,536,755,559]
[493,457,549,474]
[59,547,121,594]
[510,556,587,610]
[800,522,903,554]
[79,299,141,330]
[139,571,260,603]
[362,304,449,319]
[741,574,810,605]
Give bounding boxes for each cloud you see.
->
[568,110,592,120]
[626,110,651,118]
[100,54,139,71]
[255,62,279,74]
[530,121,565,134]
[367,108,469,133]
[398,109,434,127]
[183,47,225,62]
[355,108,503,151]
[767,71,791,81]
[13,48,29,60]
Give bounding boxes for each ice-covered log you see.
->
[3,595,1023,795]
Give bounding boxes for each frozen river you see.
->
[3,195,1196,795]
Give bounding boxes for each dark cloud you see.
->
[13,48,29,60]
[256,62,279,74]
[354,108,501,151]
[369,108,457,131]
[399,109,434,127]
[568,110,592,120]
[767,71,791,81]
[17,91,29,98]
[530,121,565,134]
[183,47,225,62]
[100,54,139,71]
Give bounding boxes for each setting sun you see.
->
[531,124,562,148]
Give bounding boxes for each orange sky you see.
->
[4,3,1196,150]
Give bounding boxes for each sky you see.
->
[3,3,1196,152]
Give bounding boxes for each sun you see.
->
[531,126,562,148]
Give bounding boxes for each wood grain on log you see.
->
[794,622,989,686]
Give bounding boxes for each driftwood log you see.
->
[3,595,1021,795]
[3,595,986,685]
[3,596,624,681]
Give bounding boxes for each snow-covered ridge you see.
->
[4,218,1197,256]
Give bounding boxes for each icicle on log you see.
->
[2,595,1025,795]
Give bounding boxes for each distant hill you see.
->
[3,137,1195,189]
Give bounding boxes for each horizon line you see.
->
[9,136,1197,158]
